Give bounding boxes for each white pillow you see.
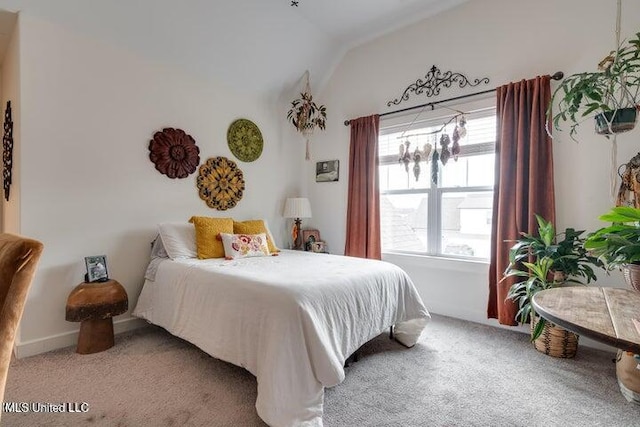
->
[262,219,279,252]
[158,222,197,259]
[220,233,270,259]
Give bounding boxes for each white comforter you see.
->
[133,250,430,426]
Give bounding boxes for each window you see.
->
[379,105,496,260]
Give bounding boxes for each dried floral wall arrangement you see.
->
[2,101,13,201]
[149,128,200,179]
[196,156,245,211]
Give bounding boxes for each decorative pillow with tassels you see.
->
[233,219,279,253]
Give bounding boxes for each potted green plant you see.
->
[584,206,640,292]
[504,215,603,357]
[548,32,640,141]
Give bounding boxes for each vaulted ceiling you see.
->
[0,0,470,100]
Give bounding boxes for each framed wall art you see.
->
[302,229,321,251]
[316,160,339,182]
[84,255,109,283]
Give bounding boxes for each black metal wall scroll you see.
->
[387,65,490,107]
[3,101,13,201]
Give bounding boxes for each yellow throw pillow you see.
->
[189,216,234,259]
[233,219,279,253]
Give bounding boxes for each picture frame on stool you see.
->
[84,255,109,282]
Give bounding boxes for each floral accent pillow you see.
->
[220,233,270,259]
[233,219,279,253]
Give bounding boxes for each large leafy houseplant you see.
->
[584,206,640,291]
[548,32,640,141]
[504,215,603,341]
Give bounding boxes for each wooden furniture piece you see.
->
[65,279,128,354]
[0,233,43,423]
[532,287,640,354]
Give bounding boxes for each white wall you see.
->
[312,0,640,343]
[11,12,305,357]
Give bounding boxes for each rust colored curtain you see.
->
[345,114,381,259]
[487,75,556,325]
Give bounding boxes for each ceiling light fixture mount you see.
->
[291,1,299,6]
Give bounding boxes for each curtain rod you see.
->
[343,71,564,126]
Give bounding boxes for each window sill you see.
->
[382,251,489,274]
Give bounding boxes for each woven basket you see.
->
[531,316,579,358]
[622,264,640,292]
[616,350,640,405]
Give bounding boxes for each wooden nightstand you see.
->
[65,279,128,354]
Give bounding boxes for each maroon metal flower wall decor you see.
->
[148,128,200,179]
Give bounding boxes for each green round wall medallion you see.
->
[227,118,263,162]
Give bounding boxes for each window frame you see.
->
[379,103,496,261]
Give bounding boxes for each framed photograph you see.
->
[84,255,109,283]
[311,241,326,253]
[316,160,339,182]
[302,229,321,251]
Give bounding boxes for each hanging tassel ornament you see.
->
[457,116,467,138]
[399,140,411,172]
[423,143,432,161]
[413,147,422,181]
[431,149,440,185]
[440,133,451,165]
[452,119,461,161]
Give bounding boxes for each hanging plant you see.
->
[287,92,327,136]
[548,1,640,141]
[286,72,327,160]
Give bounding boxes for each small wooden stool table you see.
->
[65,279,128,354]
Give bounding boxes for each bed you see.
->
[133,239,430,427]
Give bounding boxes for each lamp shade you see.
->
[283,197,312,219]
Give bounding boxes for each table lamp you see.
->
[283,197,312,250]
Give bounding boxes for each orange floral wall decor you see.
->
[196,156,245,211]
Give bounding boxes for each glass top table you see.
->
[532,287,640,354]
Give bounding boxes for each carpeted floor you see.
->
[4,314,639,426]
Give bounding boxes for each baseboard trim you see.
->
[15,317,148,359]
